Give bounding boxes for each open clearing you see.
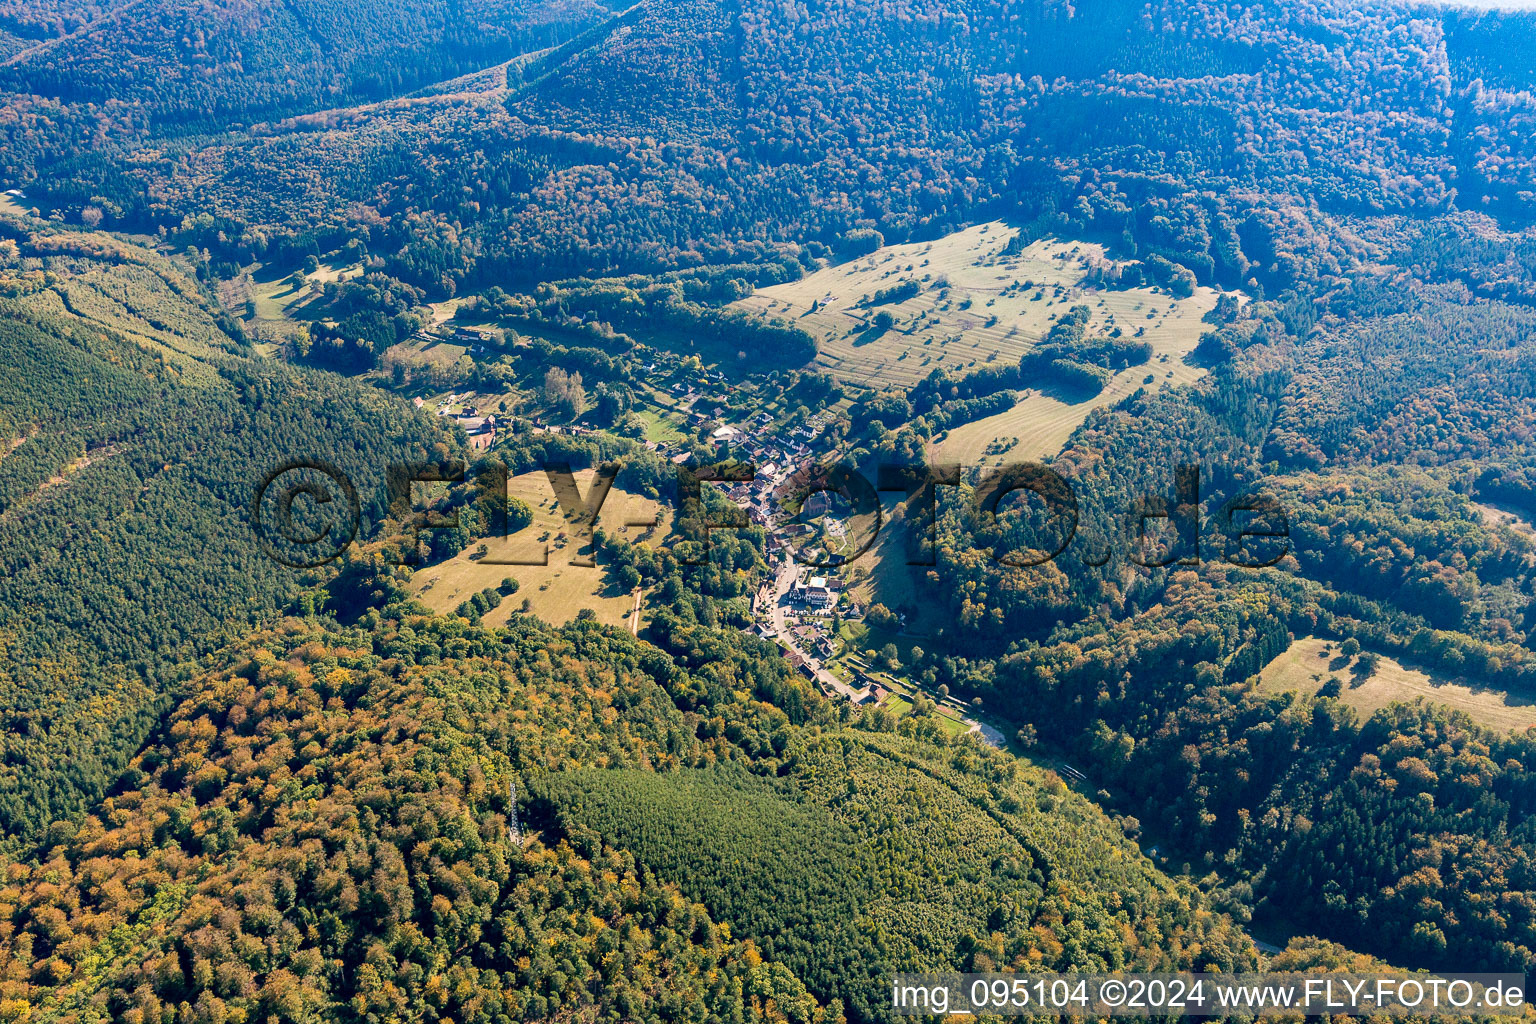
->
[735,222,1223,465]
[408,469,666,628]
[740,222,1218,380]
[933,345,1206,466]
[381,336,470,374]
[240,259,364,324]
[837,494,955,632]
[1476,502,1536,541]
[760,223,1228,608]
[1259,636,1536,735]
[0,193,36,218]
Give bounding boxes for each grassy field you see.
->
[933,713,970,737]
[408,469,665,628]
[243,258,363,324]
[1258,636,1536,734]
[0,193,36,218]
[736,222,1221,466]
[933,337,1204,467]
[634,407,686,443]
[427,298,464,325]
[634,385,691,442]
[739,222,1218,383]
[378,337,474,392]
[838,495,923,615]
[870,676,970,736]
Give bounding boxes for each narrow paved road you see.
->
[765,562,862,699]
[755,563,1004,745]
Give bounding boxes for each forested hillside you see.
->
[13,0,1536,303]
[0,0,113,59]
[0,221,452,844]
[0,0,610,122]
[0,600,1257,1023]
[886,277,1536,974]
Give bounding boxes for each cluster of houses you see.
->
[416,393,497,450]
[777,626,838,671]
[725,411,815,464]
[720,414,830,532]
[663,375,729,401]
[662,383,821,463]
[631,435,697,466]
[635,407,819,524]
[805,622,838,658]
[724,465,789,527]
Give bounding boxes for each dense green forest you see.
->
[0,222,453,844]
[10,0,1536,306]
[0,611,824,1024]
[0,0,612,130]
[0,591,1262,1022]
[532,735,1255,1024]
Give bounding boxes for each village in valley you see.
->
[373,309,1006,745]
[216,221,1201,750]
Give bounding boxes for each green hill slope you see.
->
[17,0,1536,299]
[0,222,451,842]
[0,609,1253,1022]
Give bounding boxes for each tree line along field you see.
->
[933,337,1210,467]
[734,222,1222,466]
[409,468,665,628]
[1259,636,1536,735]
